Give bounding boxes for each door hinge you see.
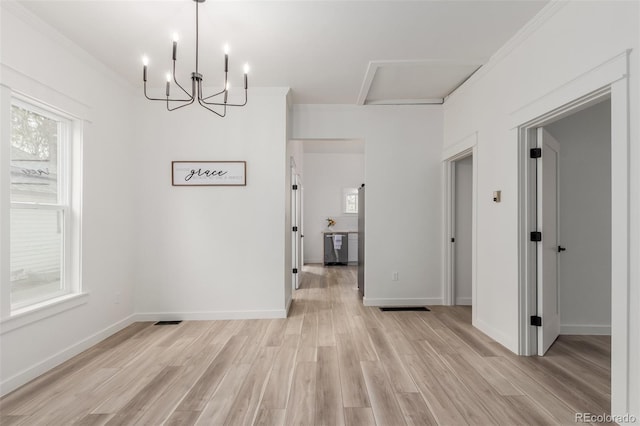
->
[530,315,542,327]
[292,184,298,190]
[292,226,298,232]
[292,268,298,274]
[530,231,542,242]
[451,237,455,243]
[530,148,542,158]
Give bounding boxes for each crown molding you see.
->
[1,0,135,93]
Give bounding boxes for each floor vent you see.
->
[154,320,183,325]
[379,307,430,312]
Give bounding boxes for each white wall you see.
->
[132,87,289,319]
[546,100,611,335]
[442,0,639,417]
[293,105,443,306]
[0,3,137,394]
[454,155,472,305]
[303,152,364,263]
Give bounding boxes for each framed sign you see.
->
[172,161,246,186]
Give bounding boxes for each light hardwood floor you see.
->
[1,265,611,425]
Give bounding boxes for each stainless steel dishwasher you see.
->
[323,232,349,265]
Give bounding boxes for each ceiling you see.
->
[17,0,549,105]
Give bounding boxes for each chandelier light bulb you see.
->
[243,63,250,74]
[223,44,229,72]
[142,56,149,82]
[166,73,172,82]
[172,33,179,60]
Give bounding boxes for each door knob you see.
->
[557,246,566,252]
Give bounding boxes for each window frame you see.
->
[8,97,78,312]
[343,187,359,215]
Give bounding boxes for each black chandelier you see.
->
[142,0,249,117]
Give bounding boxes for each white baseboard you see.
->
[560,324,611,335]
[455,297,472,306]
[362,297,442,307]
[134,309,287,322]
[0,314,136,397]
[1,306,289,397]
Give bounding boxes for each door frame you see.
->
[290,160,302,291]
[535,127,561,356]
[515,51,630,415]
[442,135,477,320]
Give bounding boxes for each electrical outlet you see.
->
[392,272,399,281]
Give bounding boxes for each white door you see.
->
[537,128,561,355]
[295,177,303,287]
[300,187,304,266]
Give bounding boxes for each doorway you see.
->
[443,139,477,322]
[516,60,632,415]
[533,100,612,356]
[453,155,473,306]
[519,88,619,356]
[299,139,364,267]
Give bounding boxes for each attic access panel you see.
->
[360,61,482,105]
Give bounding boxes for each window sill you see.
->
[1,293,89,335]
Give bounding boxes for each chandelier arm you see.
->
[201,88,227,101]
[145,81,193,102]
[164,96,195,103]
[145,92,192,104]
[201,89,247,107]
[200,70,228,101]
[173,61,193,98]
[144,82,171,101]
[167,98,196,111]
[197,97,226,117]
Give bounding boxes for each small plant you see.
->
[326,218,336,227]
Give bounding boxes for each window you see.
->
[9,99,76,310]
[343,187,358,214]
